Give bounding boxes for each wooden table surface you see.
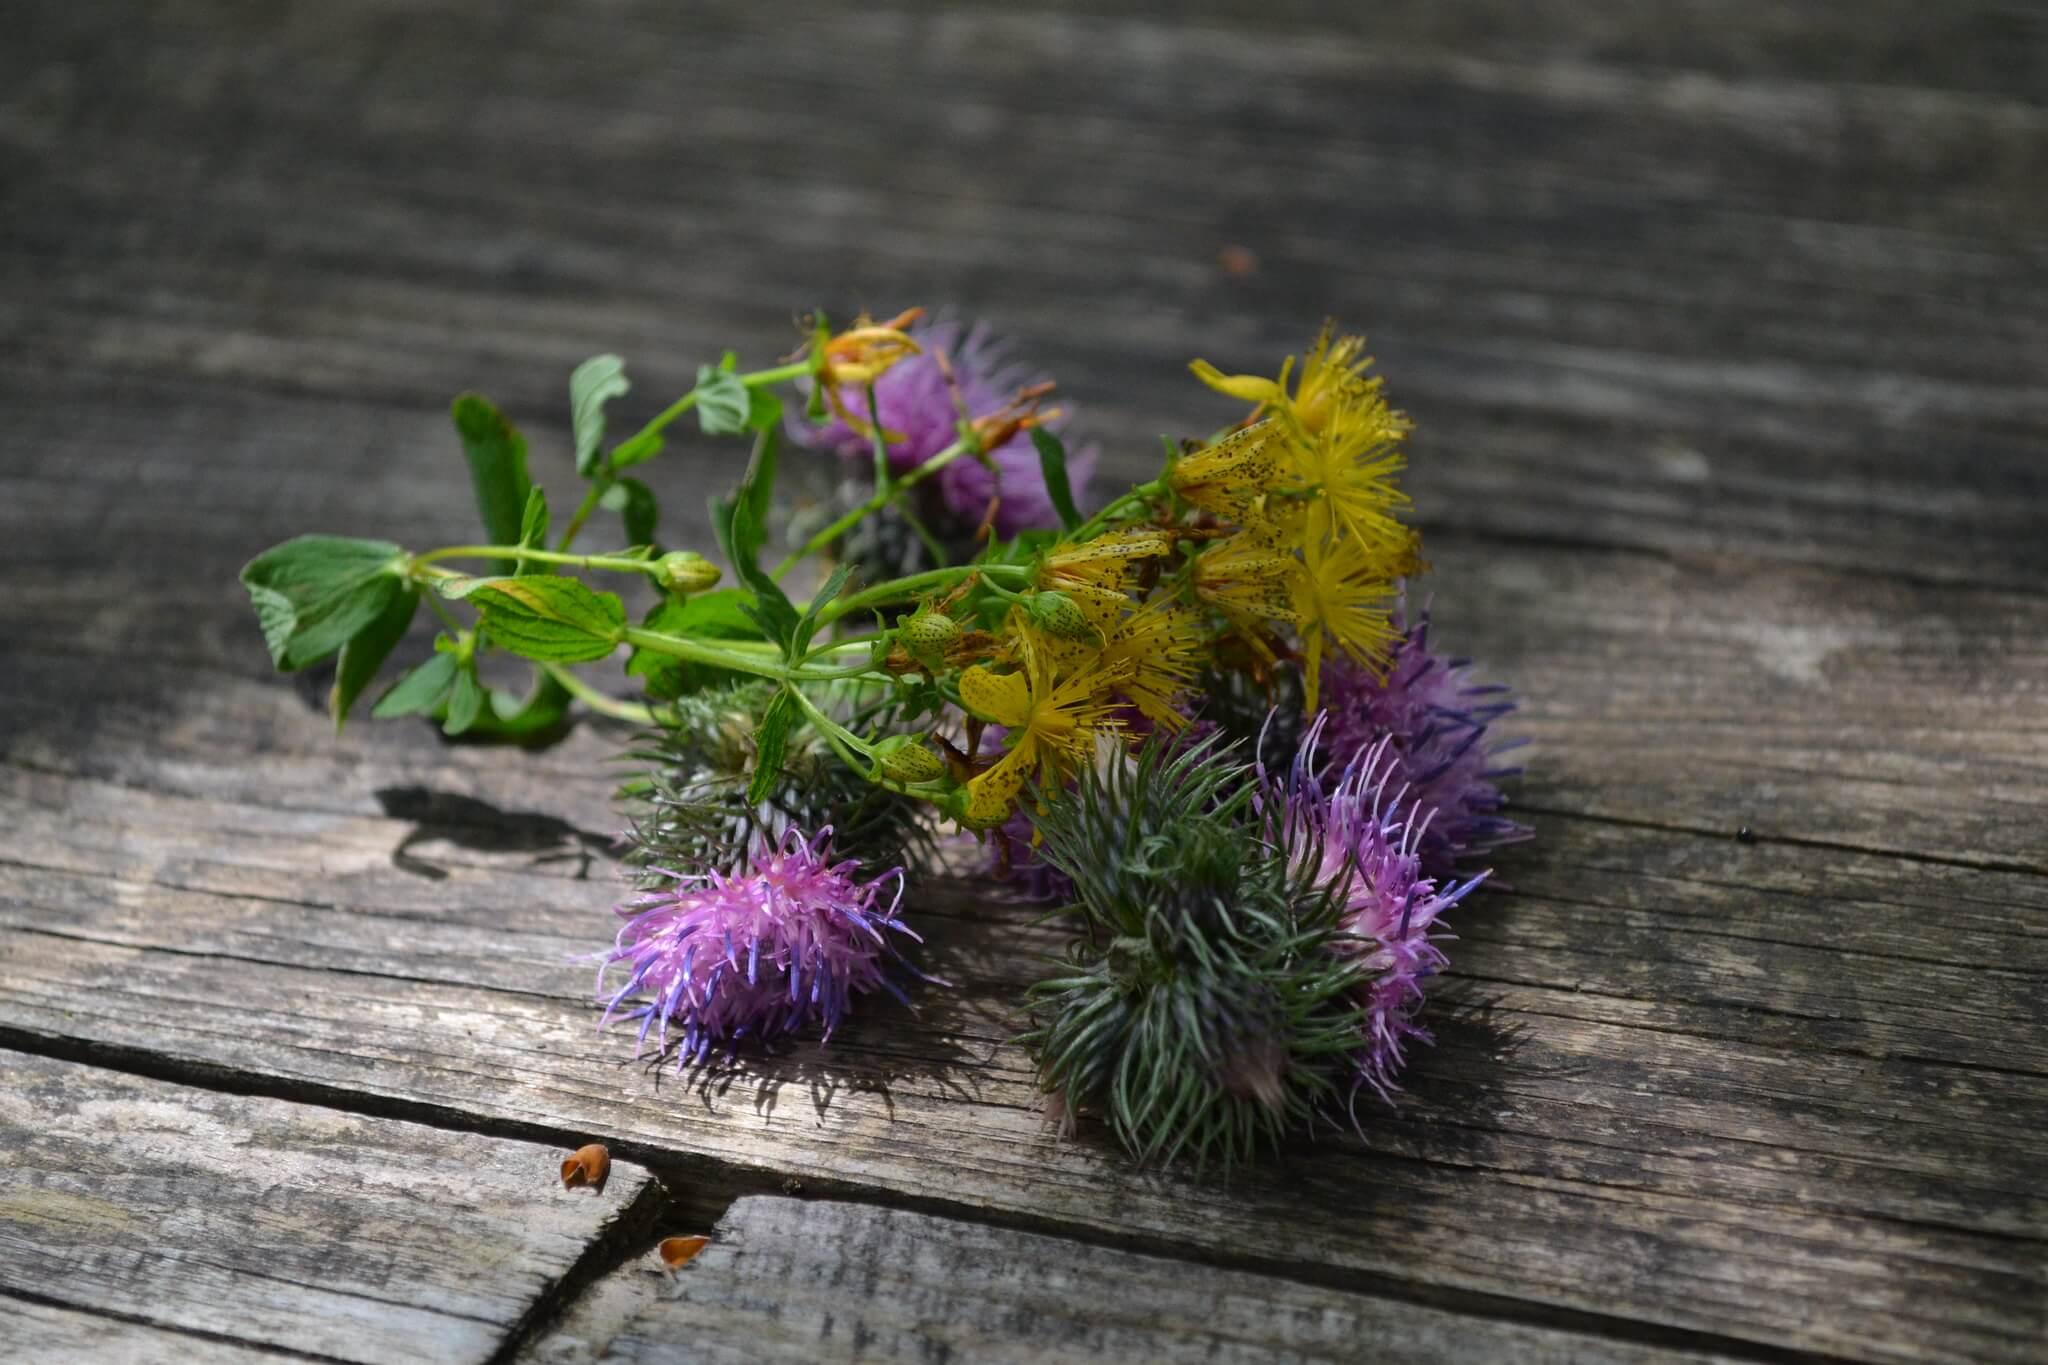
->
[4,3,2044,1361]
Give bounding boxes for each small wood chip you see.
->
[560,1143,610,1194]
[658,1235,710,1270]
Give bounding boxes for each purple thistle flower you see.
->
[1265,716,1485,1104]
[793,319,1097,536]
[1319,602,1531,879]
[595,826,923,1067]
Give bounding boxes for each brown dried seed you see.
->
[560,1143,610,1194]
[659,1235,710,1270]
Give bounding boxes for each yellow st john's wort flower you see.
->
[1292,530,1399,712]
[1190,530,1302,650]
[1094,599,1206,730]
[1287,412,1412,554]
[957,628,1132,828]
[1165,422,1284,525]
[1035,529,1173,634]
[1190,322,1406,443]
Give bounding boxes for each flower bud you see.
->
[898,610,961,657]
[1025,591,1098,643]
[875,740,946,784]
[656,552,721,595]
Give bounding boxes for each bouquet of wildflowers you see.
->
[241,309,1528,1169]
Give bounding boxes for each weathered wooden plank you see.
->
[0,764,2042,1362]
[0,1048,661,1364]
[524,1196,1734,1365]
[3,0,2044,588]
[3,1,2044,1360]
[6,1298,283,1364]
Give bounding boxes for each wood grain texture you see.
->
[0,1049,661,1364]
[524,1196,1735,1364]
[7,1298,283,1364]
[1,1,2044,1361]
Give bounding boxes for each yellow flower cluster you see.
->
[1181,323,1420,710]
[957,530,1203,827]
[949,323,1422,829]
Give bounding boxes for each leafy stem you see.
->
[620,627,874,685]
[816,562,1030,627]
[782,683,876,765]
[541,662,667,725]
[771,433,980,579]
[1068,477,1166,543]
[558,358,819,554]
[413,545,658,576]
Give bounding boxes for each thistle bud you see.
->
[898,609,961,657]
[656,552,721,595]
[874,739,946,785]
[1025,591,1097,643]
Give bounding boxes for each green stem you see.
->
[816,562,1029,627]
[556,483,608,552]
[541,663,666,725]
[620,628,872,684]
[744,359,815,388]
[1067,477,1166,543]
[771,434,978,580]
[558,358,818,555]
[802,632,884,663]
[415,545,658,575]
[783,684,875,764]
[418,590,467,637]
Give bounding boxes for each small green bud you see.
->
[1025,591,1097,643]
[875,739,946,784]
[899,609,961,656]
[656,551,721,595]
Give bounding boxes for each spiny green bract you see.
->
[618,682,927,880]
[1022,734,1368,1171]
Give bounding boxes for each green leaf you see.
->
[515,487,549,576]
[330,587,419,731]
[749,688,799,804]
[626,589,761,698]
[462,575,626,663]
[371,651,461,718]
[1030,428,1083,531]
[793,562,854,658]
[443,667,485,735]
[695,365,752,436]
[451,394,533,575]
[570,354,630,477]
[609,430,663,472]
[710,430,798,647]
[240,535,408,671]
[745,385,784,435]
[601,477,659,548]
[482,674,572,737]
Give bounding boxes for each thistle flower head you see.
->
[597,826,921,1066]
[796,319,1097,536]
[1263,715,1485,1103]
[618,682,926,878]
[1319,605,1531,878]
[1023,733,1368,1169]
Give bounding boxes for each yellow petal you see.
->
[1189,359,1281,405]
[964,744,1032,828]
[959,664,1033,728]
